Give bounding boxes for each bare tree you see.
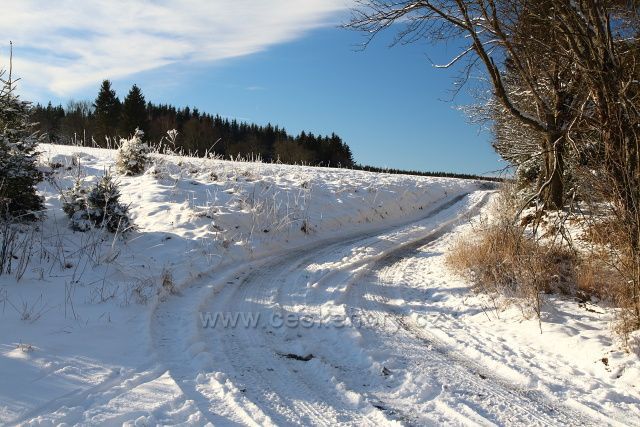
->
[347,0,591,209]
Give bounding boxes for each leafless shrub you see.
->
[159,268,177,296]
[301,219,311,234]
[0,221,37,281]
[577,214,640,340]
[5,294,49,323]
[447,188,577,321]
[131,277,155,305]
[16,342,34,353]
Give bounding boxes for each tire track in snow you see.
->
[198,227,419,425]
[152,282,258,426]
[10,366,165,425]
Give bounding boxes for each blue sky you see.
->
[1,1,503,175]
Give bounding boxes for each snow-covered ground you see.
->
[0,144,638,426]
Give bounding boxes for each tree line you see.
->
[31,80,502,181]
[31,80,355,167]
[352,164,502,182]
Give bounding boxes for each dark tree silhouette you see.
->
[120,84,148,136]
[93,80,121,144]
[0,69,43,219]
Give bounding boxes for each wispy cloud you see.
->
[0,1,350,96]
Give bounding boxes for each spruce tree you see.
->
[63,173,131,233]
[120,84,148,136]
[93,80,121,144]
[0,69,43,220]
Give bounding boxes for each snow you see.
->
[0,144,638,425]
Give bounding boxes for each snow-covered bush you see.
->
[116,128,149,175]
[62,179,91,231]
[0,70,43,220]
[62,174,132,233]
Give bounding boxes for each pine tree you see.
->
[93,80,121,145]
[120,84,149,137]
[0,68,43,220]
[63,173,132,233]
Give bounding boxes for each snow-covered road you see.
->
[147,190,602,426]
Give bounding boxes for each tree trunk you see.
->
[543,132,564,210]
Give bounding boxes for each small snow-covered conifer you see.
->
[0,68,43,219]
[116,128,149,175]
[63,173,132,233]
[62,179,92,231]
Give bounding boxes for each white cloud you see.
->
[0,0,350,96]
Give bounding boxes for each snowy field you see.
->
[0,144,638,426]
